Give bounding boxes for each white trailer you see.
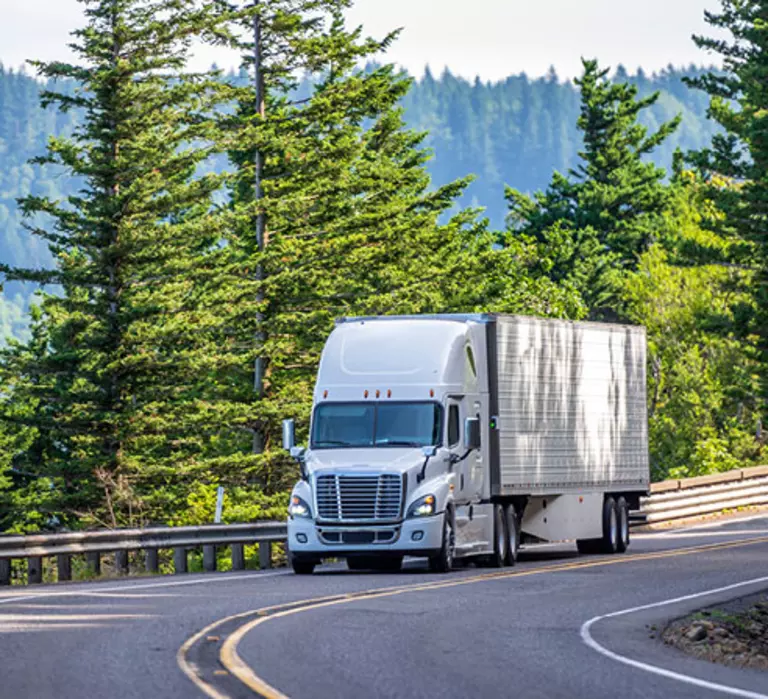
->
[283,314,650,574]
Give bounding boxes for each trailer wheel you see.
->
[505,505,519,566]
[429,510,455,573]
[600,496,619,554]
[291,556,316,575]
[616,496,630,553]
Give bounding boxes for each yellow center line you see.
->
[177,535,768,699]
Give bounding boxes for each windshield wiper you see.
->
[313,440,352,447]
[375,439,423,447]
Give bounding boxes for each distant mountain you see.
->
[0,62,718,338]
[401,64,719,226]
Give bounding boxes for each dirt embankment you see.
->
[663,593,768,671]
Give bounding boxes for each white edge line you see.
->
[580,575,768,699]
[0,570,288,606]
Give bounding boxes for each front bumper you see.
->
[287,513,444,559]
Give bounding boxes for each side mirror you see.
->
[290,446,306,460]
[464,417,481,450]
[282,419,296,451]
[421,445,437,458]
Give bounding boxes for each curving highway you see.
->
[1,515,767,699]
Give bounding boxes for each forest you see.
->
[0,0,765,535]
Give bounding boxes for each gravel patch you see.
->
[662,591,768,671]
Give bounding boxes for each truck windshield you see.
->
[311,402,442,449]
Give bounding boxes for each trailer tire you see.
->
[429,510,455,573]
[505,505,519,566]
[616,496,630,553]
[291,557,316,575]
[600,496,619,554]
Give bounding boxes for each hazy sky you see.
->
[0,0,723,81]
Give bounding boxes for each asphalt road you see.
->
[1,515,767,699]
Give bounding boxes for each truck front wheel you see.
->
[429,511,455,573]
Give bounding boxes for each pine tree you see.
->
[506,59,681,316]
[203,3,575,495]
[0,0,234,527]
[685,0,768,415]
[208,4,467,491]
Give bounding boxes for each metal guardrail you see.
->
[2,466,768,586]
[636,465,768,525]
[0,522,287,586]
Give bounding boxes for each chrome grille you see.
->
[315,474,404,522]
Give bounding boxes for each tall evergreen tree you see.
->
[506,59,681,315]
[0,0,234,527]
[685,0,768,416]
[204,2,579,495]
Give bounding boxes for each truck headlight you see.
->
[407,494,437,518]
[288,495,312,519]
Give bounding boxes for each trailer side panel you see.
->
[494,315,649,496]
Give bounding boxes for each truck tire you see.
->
[600,496,619,554]
[616,496,630,553]
[429,511,455,573]
[577,497,620,555]
[505,504,519,566]
[291,556,316,575]
[486,505,508,568]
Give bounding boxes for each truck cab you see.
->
[283,315,492,574]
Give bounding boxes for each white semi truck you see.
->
[282,314,650,574]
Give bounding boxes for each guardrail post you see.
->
[86,551,101,577]
[28,556,43,584]
[145,548,159,574]
[115,550,129,576]
[203,545,217,573]
[0,559,10,586]
[173,547,187,574]
[57,554,72,582]
[231,543,245,571]
[259,541,272,570]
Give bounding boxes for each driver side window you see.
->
[447,404,460,447]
